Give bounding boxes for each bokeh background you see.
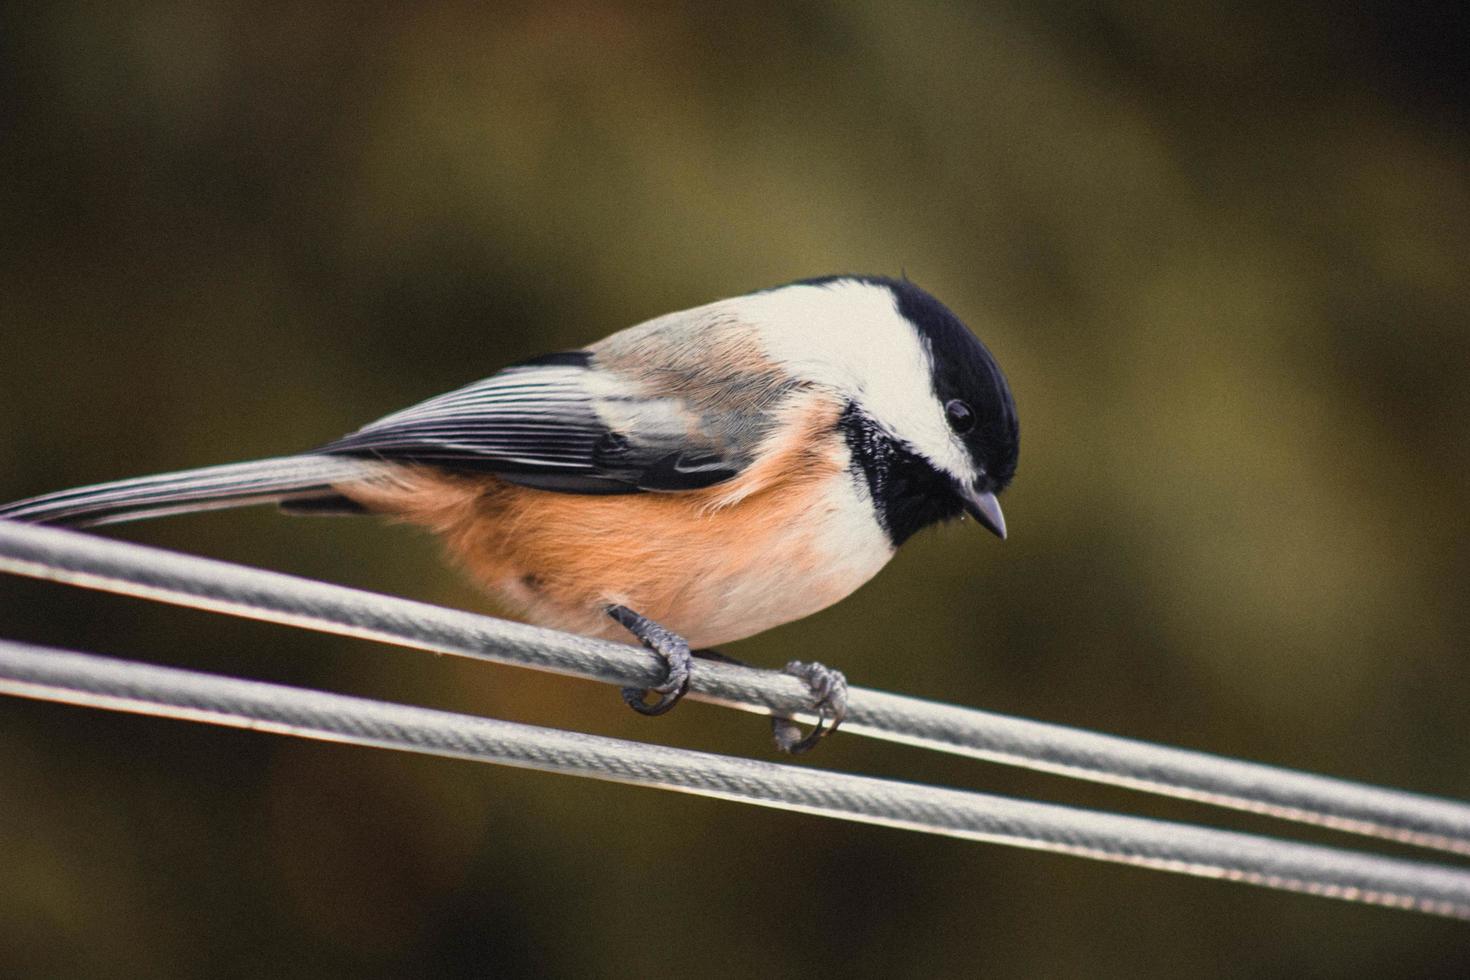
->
[2,2,1467,976]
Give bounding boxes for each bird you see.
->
[0,275,1019,752]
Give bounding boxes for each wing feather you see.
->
[318,351,748,493]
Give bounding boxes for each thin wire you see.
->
[3,638,1470,921]
[3,519,1470,858]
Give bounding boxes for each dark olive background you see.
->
[2,3,1467,977]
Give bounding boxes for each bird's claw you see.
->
[607,605,693,716]
[606,608,846,750]
[771,660,849,754]
[620,655,691,716]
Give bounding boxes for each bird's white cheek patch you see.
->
[742,281,974,483]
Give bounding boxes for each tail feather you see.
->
[0,455,387,527]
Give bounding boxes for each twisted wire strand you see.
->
[2,519,1469,857]
[3,638,1470,920]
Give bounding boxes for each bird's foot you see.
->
[771,660,849,755]
[606,605,692,716]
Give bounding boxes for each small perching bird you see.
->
[0,276,1019,752]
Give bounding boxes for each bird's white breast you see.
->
[677,466,894,648]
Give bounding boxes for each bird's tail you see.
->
[0,455,388,527]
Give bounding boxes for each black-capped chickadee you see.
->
[1,276,1019,752]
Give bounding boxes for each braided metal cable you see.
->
[2,519,1469,857]
[3,638,1469,920]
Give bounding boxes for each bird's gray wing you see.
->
[319,335,794,494]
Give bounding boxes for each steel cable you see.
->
[2,519,1469,857]
[3,637,1470,920]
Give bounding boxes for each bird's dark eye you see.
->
[945,399,975,434]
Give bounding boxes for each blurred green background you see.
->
[2,2,1467,976]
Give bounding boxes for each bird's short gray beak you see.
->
[958,483,1007,540]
